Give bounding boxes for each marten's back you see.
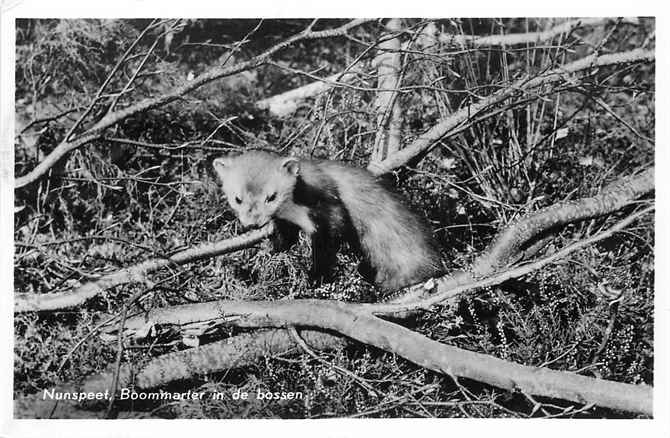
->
[300,160,443,290]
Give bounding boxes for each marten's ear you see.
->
[213,156,234,181]
[281,157,300,176]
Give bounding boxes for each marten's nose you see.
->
[239,213,266,230]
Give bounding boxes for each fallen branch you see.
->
[15,19,372,188]
[17,165,653,314]
[16,329,343,417]
[367,48,654,175]
[14,224,274,312]
[112,296,653,414]
[26,168,653,414]
[113,204,653,328]
[376,205,654,313]
[256,70,363,117]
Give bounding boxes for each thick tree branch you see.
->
[99,200,653,414]
[16,329,343,417]
[16,165,653,314]
[256,70,363,117]
[367,48,654,175]
[113,295,652,414]
[376,205,654,313]
[20,168,652,415]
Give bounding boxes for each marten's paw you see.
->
[307,267,336,287]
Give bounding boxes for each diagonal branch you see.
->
[20,167,653,415]
[64,19,167,143]
[15,19,373,189]
[14,224,274,312]
[367,48,654,175]
[386,167,654,306]
[99,203,653,414]
[254,18,636,119]
[374,205,654,313]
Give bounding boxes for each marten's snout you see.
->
[238,211,269,230]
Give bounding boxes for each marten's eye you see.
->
[266,192,277,203]
[234,196,242,204]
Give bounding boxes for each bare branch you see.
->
[16,165,653,415]
[440,17,638,47]
[374,205,654,314]
[18,105,87,134]
[16,166,653,314]
[367,48,654,175]
[256,69,364,117]
[253,18,634,120]
[14,225,274,312]
[472,167,654,274]
[64,19,165,142]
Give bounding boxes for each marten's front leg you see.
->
[308,205,346,285]
[309,227,338,285]
[270,219,300,252]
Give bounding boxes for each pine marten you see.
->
[213,151,443,291]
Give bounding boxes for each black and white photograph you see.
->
[1,1,667,435]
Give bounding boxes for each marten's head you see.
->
[213,151,300,229]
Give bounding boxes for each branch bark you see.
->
[473,167,655,275]
[20,167,652,414]
[371,18,403,163]
[16,166,654,315]
[386,167,654,307]
[367,48,654,175]
[98,193,653,414]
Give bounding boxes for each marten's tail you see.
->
[320,163,443,291]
